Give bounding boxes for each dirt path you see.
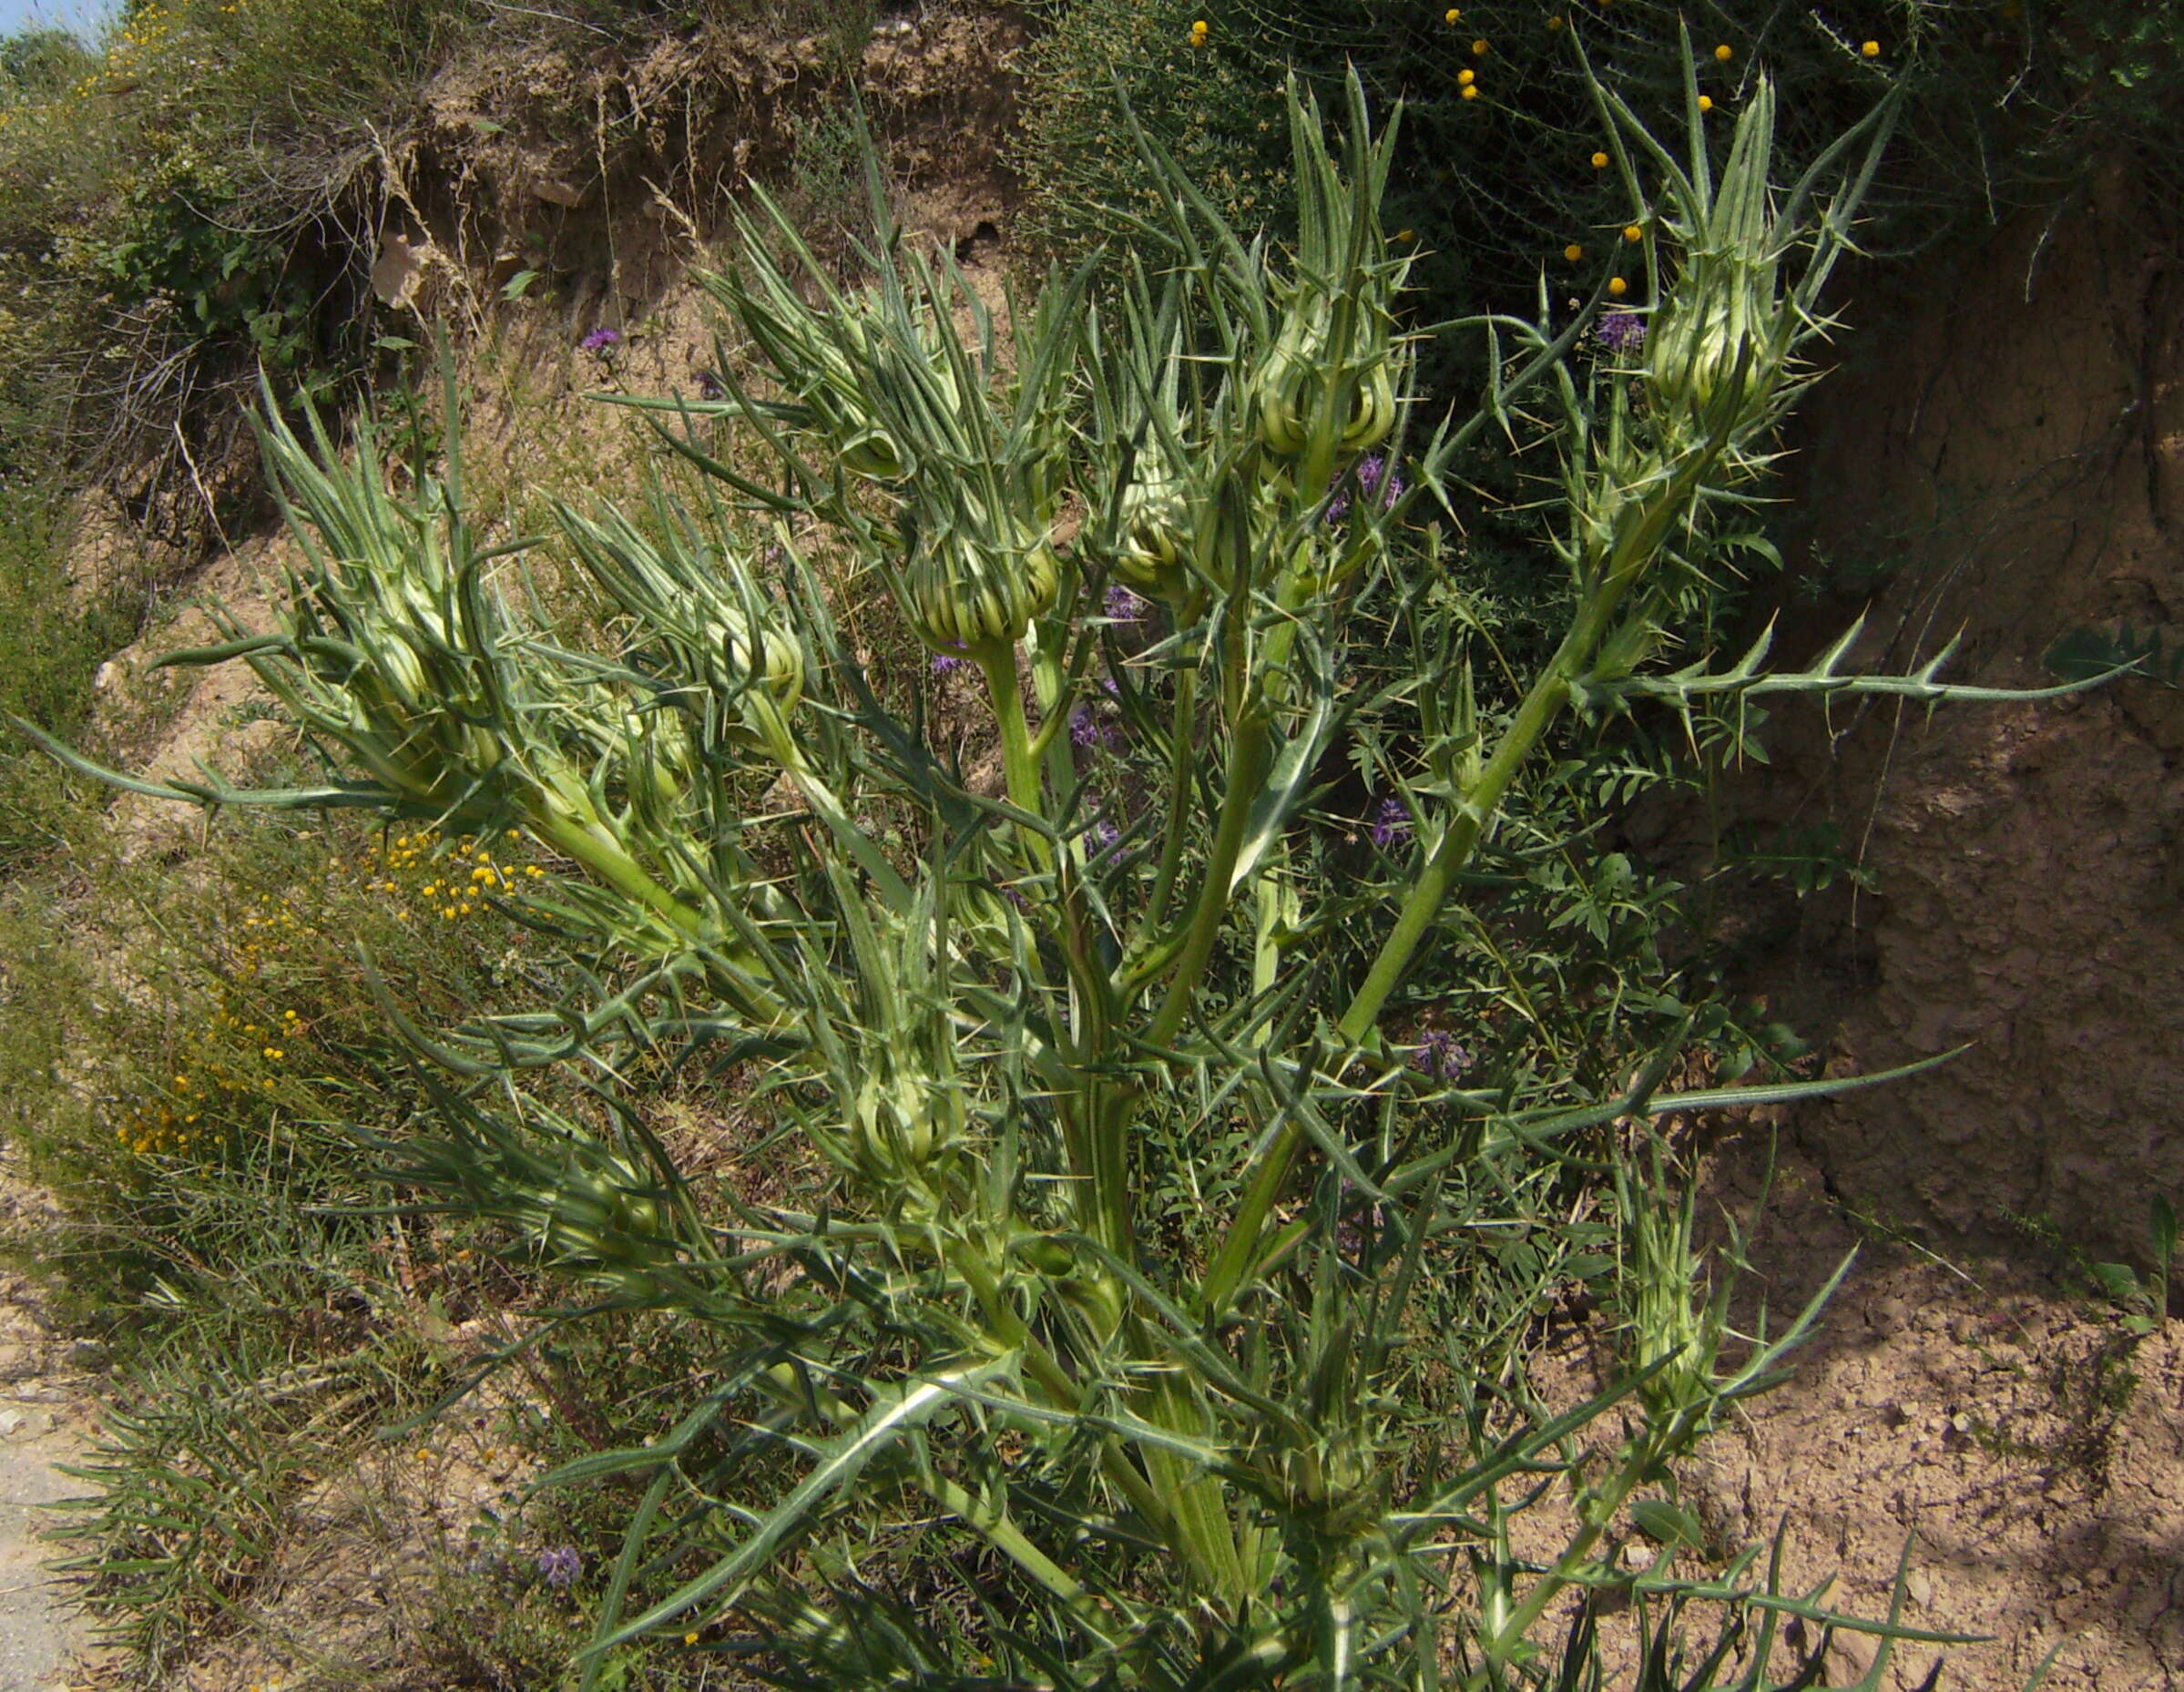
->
[0,1424,93,1692]
[0,1177,104,1692]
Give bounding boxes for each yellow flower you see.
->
[684,1631,700,1646]
[1607,276,1629,297]
[1591,150,1608,168]
[1547,15,1564,29]
[1444,6,1459,21]
[1564,243,1584,262]
[1460,84,1479,99]
[1623,223,1642,241]
[1714,43,1732,61]
[1471,37,1488,55]
[1698,94,1714,112]
[1862,38,1881,57]
[1458,66,1475,85]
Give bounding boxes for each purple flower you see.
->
[1335,1200,1387,1260]
[580,327,623,353]
[1326,454,1406,525]
[1370,795,1412,850]
[1071,702,1122,750]
[932,645,970,676]
[1595,310,1647,354]
[1410,1029,1474,1083]
[1104,585,1148,624]
[537,1545,581,1588]
[695,368,726,400]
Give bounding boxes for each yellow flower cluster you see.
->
[1189,16,1209,46]
[116,1004,306,1159]
[361,829,546,922]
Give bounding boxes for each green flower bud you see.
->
[901,529,1060,653]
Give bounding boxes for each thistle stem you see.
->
[980,645,1050,869]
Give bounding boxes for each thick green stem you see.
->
[920,1470,1098,1618]
[529,806,703,939]
[981,647,1049,869]
[1142,540,1320,1047]
[1146,708,1271,1049]
[1143,666,1199,934]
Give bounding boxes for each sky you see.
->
[0,0,112,45]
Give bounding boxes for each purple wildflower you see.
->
[1595,310,1647,355]
[1410,1029,1474,1083]
[580,326,623,353]
[537,1545,582,1589]
[695,368,726,400]
[1071,705,1116,750]
[1335,1199,1387,1261]
[932,645,970,676]
[1370,795,1412,850]
[1326,454,1406,525]
[1104,585,1148,624]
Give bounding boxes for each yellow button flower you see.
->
[1444,6,1459,20]
[1565,243,1584,261]
[1607,276,1629,297]
[1461,84,1479,99]
[1698,94,1714,112]
[1623,223,1642,241]
[1714,43,1732,61]
[1471,37,1488,55]
[1458,66,1475,84]
[1591,150,1609,168]
[1862,38,1881,57]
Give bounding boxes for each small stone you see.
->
[0,1407,26,1436]
[1827,1632,1878,1680]
[1907,1568,1934,1606]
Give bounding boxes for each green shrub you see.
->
[1017,0,2184,333]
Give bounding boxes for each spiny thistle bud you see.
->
[701,604,805,745]
[1113,463,1194,595]
[1251,302,1397,465]
[623,708,698,814]
[557,505,806,750]
[902,526,1060,653]
[849,1066,956,1186]
[529,1152,672,1272]
[1643,79,1789,428]
[1245,79,1407,471]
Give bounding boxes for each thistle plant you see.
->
[35,58,2120,1692]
